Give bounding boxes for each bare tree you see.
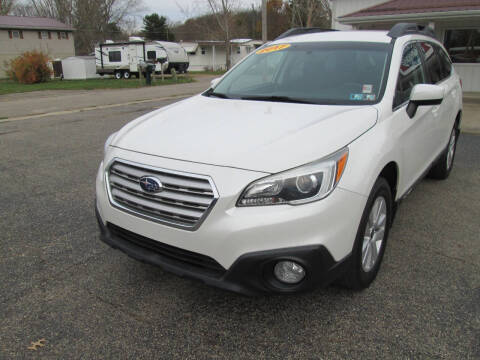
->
[0,0,15,15]
[205,0,237,70]
[289,0,331,28]
[15,0,143,54]
[28,0,74,24]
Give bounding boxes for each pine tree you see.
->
[143,13,174,41]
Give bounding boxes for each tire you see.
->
[427,125,459,180]
[123,70,131,79]
[340,177,392,290]
[114,71,122,80]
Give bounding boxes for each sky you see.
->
[140,0,261,23]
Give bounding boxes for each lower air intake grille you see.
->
[106,160,218,230]
[108,223,226,277]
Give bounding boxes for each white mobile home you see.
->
[181,39,262,72]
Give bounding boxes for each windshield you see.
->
[207,42,391,105]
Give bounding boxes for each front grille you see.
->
[106,160,218,230]
[108,223,226,277]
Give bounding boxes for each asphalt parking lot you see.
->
[0,98,479,359]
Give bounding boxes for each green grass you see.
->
[0,76,194,96]
[190,70,227,76]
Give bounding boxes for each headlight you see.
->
[104,132,118,157]
[237,148,348,207]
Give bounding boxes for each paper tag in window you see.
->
[256,44,291,55]
[362,84,373,94]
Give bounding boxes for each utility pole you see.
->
[262,0,267,43]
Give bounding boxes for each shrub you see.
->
[6,51,52,84]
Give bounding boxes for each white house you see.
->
[330,0,480,92]
[181,39,262,72]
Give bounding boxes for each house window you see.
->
[236,47,241,54]
[444,29,480,63]
[201,47,206,55]
[10,30,22,39]
[109,51,122,62]
[40,31,49,39]
[60,32,67,39]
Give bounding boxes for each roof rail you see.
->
[387,23,436,39]
[274,27,336,41]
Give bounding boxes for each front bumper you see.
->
[96,206,351,295]
[96,149,368,295]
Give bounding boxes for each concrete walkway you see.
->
[0,75,216,120]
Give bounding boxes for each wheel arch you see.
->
[378,161,399,202]
[455,110,462,129]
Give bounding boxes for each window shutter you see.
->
[8,30,12,39]
[38,31,41,39]
[66,32,69,40]
[20,31,24,39]
[48,31,51,39]
[58,32,61,39]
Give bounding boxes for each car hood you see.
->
[112,95,378,173]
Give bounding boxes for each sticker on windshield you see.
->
[349,93,376,101]
[362,84,373,94]
[256,44,291,55]
[350,94,365,101]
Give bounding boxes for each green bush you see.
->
[6,51,52,84]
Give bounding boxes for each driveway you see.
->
[0,97,478,359]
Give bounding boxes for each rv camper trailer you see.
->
[95,40,169,79]
[154,41,190,73]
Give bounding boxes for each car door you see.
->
[419,41,458,155]
[390,42,438,192]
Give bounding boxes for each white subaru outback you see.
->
[96,24,463,295]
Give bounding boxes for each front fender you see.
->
[338,119,402,200]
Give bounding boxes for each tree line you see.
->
[1,0,331,59]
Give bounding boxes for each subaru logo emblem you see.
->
[139,176,163,193]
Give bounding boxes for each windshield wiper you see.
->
[240,95,316,104]
[207,91,231,99]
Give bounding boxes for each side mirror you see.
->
[406,84,444,118]
[210,77,221,89]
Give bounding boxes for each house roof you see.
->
[341,0,480,19]
[0,15,73,31]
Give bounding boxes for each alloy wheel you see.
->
[446,129,457,170]
[361,196,387,272]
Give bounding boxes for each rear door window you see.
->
[434,44,453,80]
[418,42,447,84]
[394,43,426,108]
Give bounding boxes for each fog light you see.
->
[274,261,306,284]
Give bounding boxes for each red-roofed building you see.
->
[330,0,480,91]
[0,15,74,77]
